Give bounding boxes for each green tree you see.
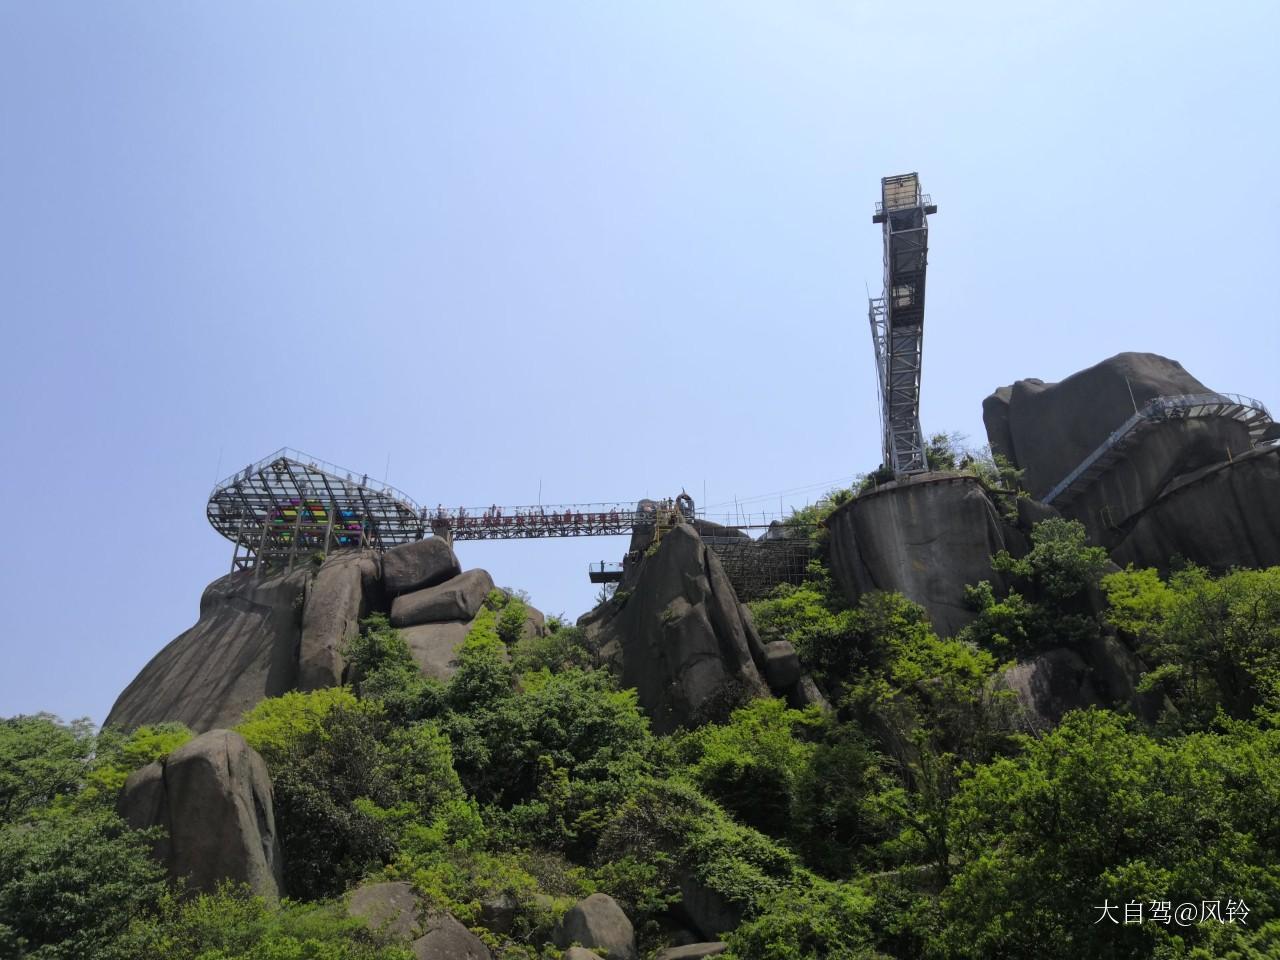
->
[677,698,821,836]
[933,710,1280,960]
[1104,564,1280,725]
[0,715,94,823]
[962,518,1109,656]
[0,807,165,959]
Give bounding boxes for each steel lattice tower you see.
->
[869,173,937,475]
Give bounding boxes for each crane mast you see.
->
[869,173,937,476]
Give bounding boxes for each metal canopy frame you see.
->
[208,448,424,573]
[869,173,937,476]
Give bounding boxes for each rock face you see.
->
[1110,446,1280,572]
[554,893,636,960]
[583,524,772,734]
[298,553,379,691]
[106,568,310,732]
[118,729,282,898]
[382,537,461,597]
[391,569,495,628]
[825,475,1045,637]
[400,620,475,681]
[107,546,507,729]
[984,352,1260,551]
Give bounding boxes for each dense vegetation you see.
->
[3,532,1278,958]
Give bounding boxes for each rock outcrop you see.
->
[400,620,476,681]
[825,475,1052,637]
[391,569,495,627]
[553,893,636,960]
[582,524,773,734]
[107,539,508,728]
[107,568,311,732]
[655,945,728,960]
[299,553,379,691]
[118,729,282,898]
[1110,446,1280,572]
[983,352,1267,558]
[382,537,461,597]
[346,880,492,959]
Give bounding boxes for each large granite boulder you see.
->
[554,893,636,960]
[382,537,461,598]
[347,881,424,940]
[1001,648,1102,732]
[391,569,495,628]
[298,552,379,690]
[655,945,728,960]
[825,475,1044,637]
[677,875,743,942]
[1110,446,1280,572]
[118,729,282,898]
[583,524,771,733]
[107,568,310,732]
[400,620,475,681]
[984,352,1254,547]
[412,912,492,960]
[346,880,491,959]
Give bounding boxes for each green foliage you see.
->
[961,518,1109,656]
[933,709,1280,960]
[677,698,821,835]
[1104,564,1280,725]
[791,722,901,877]
[342,615,443,724]
[237,687,372,768]
[0,806,165,959]
[116,885,414,959]
[84,722,194,804]
[511,625,598,675]
[0,715,95,822]
[248,691,463,899]
[992,517,1109,605]
[596,777,799,930]
[444,663,652,846]
[723,879,884,960]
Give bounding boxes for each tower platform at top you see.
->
[869,172,937,476]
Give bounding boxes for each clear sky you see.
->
[2,2,1277,725]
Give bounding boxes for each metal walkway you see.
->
[208,450,807,576]
[1041,393,1274,507]
[869,173,937,476]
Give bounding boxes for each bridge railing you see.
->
[1042,392,1273,505]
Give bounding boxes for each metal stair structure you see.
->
[1041,393,1274,508]
[869,173,938,476]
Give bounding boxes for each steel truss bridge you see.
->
[207,448,814,597]
[869,173,937,476]
[1042,393,1275,507]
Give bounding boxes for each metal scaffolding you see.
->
[870,173,937,476]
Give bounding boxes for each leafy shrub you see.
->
[723,879,883,960]
[0,807,165,959]
[0,715,95,822]
[116,884,414,959]
[1104,564,1280,724]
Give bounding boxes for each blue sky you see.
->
[2,1,1276,725]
